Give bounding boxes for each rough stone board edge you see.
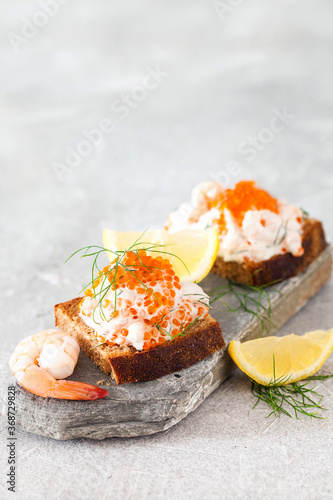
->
[14,246,332,440]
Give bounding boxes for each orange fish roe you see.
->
[210,181,279,233]
[79,250,209,351]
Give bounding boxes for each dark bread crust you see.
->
[54,298,225,384]
[212,219,327,286]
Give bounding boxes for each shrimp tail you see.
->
[48,380,108,400]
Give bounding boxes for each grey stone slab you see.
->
[14,246,332,440]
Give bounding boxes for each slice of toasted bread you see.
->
[54,298,225,384]
[212,218,328,286]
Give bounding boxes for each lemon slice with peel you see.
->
[229,329,333,385]
[102,228,219,283]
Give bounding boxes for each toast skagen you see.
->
[54,298,225,384]
[212,218,327,286]
[166,181,328,285]
[56,248,225,384]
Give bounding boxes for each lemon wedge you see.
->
[229,329,333,385]
[102,228,219,283]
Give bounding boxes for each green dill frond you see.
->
[251,379,328,419]
[209,280,280,336]
[250,356,333,419]
[171,314,203,340]
[273,219,289,246]
[65,230,190,327]
[300,207,309,219]
[90,342,106,350]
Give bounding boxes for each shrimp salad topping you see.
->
[79,251,210,351]
[166,181,305,263]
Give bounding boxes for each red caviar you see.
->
[80,250,209,350]
[210,181,279,232]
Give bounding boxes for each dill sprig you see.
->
[154,303,206,341]
[183,293,211,309]
[90,342,106,350]
[273,218,289,246]
[65,230,190,329]
[155,313,205,341]
[300,207,309,219]
[251,356,333,419]
[174,314,204,340]
[66,231,212,346]
[209,279,281,336]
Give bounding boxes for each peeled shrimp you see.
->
[8,329,108,400]
[190,181,225,211]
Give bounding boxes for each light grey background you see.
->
[1,0,333,499]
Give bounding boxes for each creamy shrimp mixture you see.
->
[166,181,305,263]
[79,251,209,351]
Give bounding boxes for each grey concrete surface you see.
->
[1,0,333,498]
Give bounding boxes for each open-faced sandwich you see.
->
[55,247,225,384]
[165,180,328,285]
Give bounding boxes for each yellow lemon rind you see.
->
[229,330,333,386]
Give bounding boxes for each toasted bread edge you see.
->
[54,298,225,384]
[212,218,328,286]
